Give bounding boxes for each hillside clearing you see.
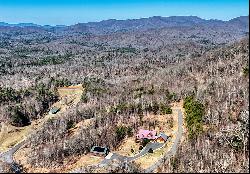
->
[0,85,84,153]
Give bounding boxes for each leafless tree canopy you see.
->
[0,16,249,172]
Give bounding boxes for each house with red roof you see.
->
[136,129,157,141]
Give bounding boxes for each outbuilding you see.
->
[49,107,60,115]
[90,146,110,157]
[155,132,169,143]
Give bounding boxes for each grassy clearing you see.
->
[14,143,103,172]
[114,137,141,156]
[134,140,174,169]
[132,101,183,169]
[63,154,103,173]
[0,122,38,152]
[114,101,182,161]
[14,150,103,173]
[0,84,84,152]
[113,101,183,168]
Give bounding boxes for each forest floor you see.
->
[14,151,103,173]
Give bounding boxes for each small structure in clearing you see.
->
[155,132,169,143]
[10,162,23,173]
[48,107,60,115]
[90,146,110,157]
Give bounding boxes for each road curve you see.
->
[0,140,26,164]
[144,109,183,173]
[99,142,165,165]
[71,108,184,173]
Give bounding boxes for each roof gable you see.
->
[90,146,109,154]
[158,132,169,141]
[49,107,60,114]
[136,129,157,139]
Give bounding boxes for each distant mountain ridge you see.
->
[0,15,248,27]
[0,15,248,35]
[67,15,249,34]
[0,22,41,27]
[0,22,67,28]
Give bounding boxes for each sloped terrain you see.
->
[0,16,249,173]
[159,38,249,173]
[0,84,84,152]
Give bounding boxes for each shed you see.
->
[155,132,169,143]
[10,162,23,173]
[49,107,60,115]
[90,146,110,157]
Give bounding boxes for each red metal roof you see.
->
[136,129,157,139]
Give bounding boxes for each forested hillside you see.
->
[0,16,249,173]
[160,38,249,173]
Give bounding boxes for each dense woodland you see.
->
[0,16,249,172]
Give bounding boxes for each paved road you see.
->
[2,108,182,173]
[99,141,165,166]
[144,109,183,173]
[71,108,183,173]
[0,140,26,163]
[127,142,165,162]
[101,108,183,169]
[70,142,166,173]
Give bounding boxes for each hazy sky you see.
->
[0,0,249,25]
